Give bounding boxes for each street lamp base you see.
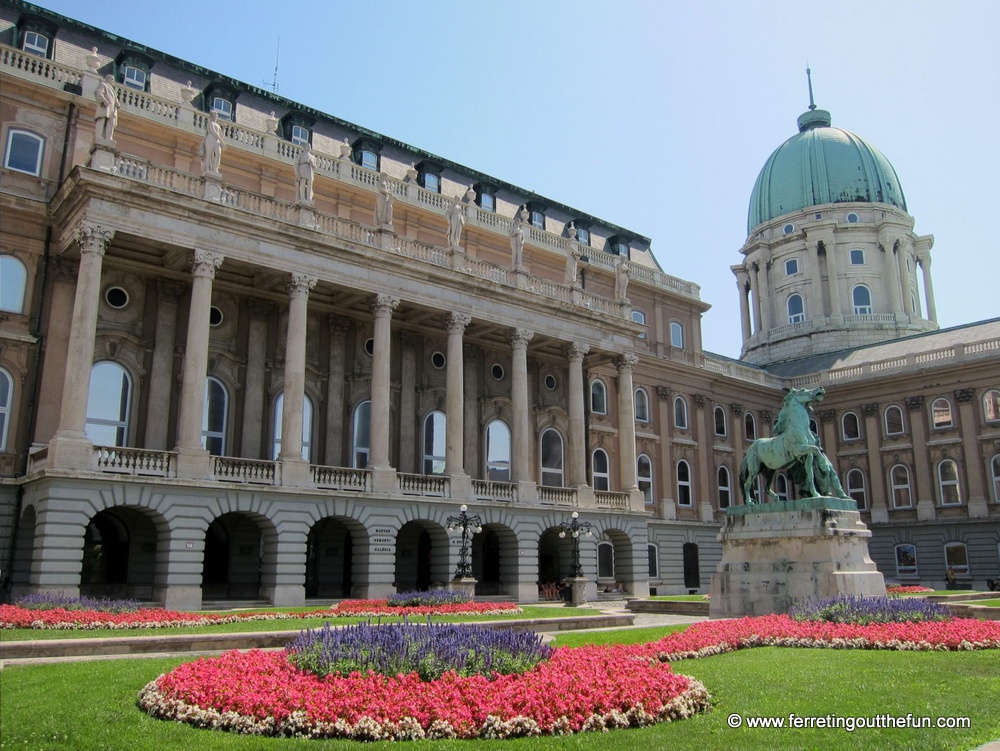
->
[567,577,589,606]
[450,577,478,598]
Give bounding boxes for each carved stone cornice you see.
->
[904,395,925,412]
[656,386,672,400]
[819,409,837,422]
[693,394,706,408]
[191,249,223,278]
[446,312,472,334]
[760,410,772,422]
[370,294,399,316]
[508,328,534,349]
[861,402,879,417]
[288,273,318,298]
[247,298,274,320]
[954,388,975,405]
[730,403,744,416]
[75,222,115,255]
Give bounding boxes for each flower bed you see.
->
[0,599,521,631]
[138,614,1000,740]
[886,585,934,594]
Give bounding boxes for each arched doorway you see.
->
[537,528,574,584]
[473,528,501,595]
[202,512,268,601]
[305,517,359,598]
[80,507,159,600]
[683,542,701,591]
[394,521,448,592]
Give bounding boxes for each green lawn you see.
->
[648,595,709,601]
[2,627,998,750]
[970,599,1000,608]
[0,605,588,641]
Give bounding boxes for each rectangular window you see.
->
[577,227,590,246]
[290,125,310,146]
[785,258,798,276]
[122,66,147,91]
[22,31,48,56]
[211,97,233,120]
[895,544,918,577]
[850,249,865,265]
[4,130,44,176]
[422,172,440,193]
[360,150,378,170]
[479,192,494,212]
[530,210,544,229]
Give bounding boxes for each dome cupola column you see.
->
[732,265,752,342]
[877,230,904,318]
[916,244,937,323]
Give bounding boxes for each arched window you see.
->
[714,406,727,437]
[0,367,12,452]
[540,428,564,487]
[744,412,756,440]
[0,256,28,313]
[631,309,646,338]
[647,543,659,578]
[842,411,861,441]
[202,377,228,455]
[937,459,961,505]
[990,454,1000,503]
[423,410,447,474]
[485,419,511,481]
[590,379,607,415]
[634,388,650,422]
[676,460,692,506]
[352,401,371,468]
[85,362,131,447]
[846,468,867,509]
[592,448,610,491]
[717,466,731,509]
[787,293,804,324]
[670,321,684,349]
[774,473,790,501]
[272,393,314,461]
[597,542,614,579]
[674,396,688,430]
[884,405,904,436]
[852,285,873,315]
[890,464,912,508]
[637,454,653,505]
[944,541,969,576]
[3,129,45,176]
[895,544,918,577]
[983,390,1000,423]
[931,398,953,429]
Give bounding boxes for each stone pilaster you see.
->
[144,280,185,450]
[509,328,536,499]
[615,355,639,491]
[324,317,351,466]
[566,342,590,488]
[241,299,273,459]
[279,273,317,485]
[906,396,935,520]
[445,313,471,494]
[955,388,988,517]
[369,294,398,482]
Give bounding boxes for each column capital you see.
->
[370,294,399,316]
[954,388,975,405]
[730,402,744,416]
[565,342,590,361]
[157,279,187,304]
[288,273,318,298]
[446,312,472,334]
[614,353,638,372]
[905,395,925,412]
[75,222,115,255]
[328,315,352,335]
[693,393,706,408]
[248,298,275,320]
[656,385,671,400]
[508,327,534,349]
[818,409,837,422]
[191,249,223,278]
[861,402,879,417]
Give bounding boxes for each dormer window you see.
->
[116,51,153,93]
[416,161,442,193]
[281,113,314,146]
[607,234,631,257]
[22,30,49,57]
[573,221,592,247]
[211,96,233,120]
[352,138,382,171]
[203,83,237,121]
[474,182,496,212]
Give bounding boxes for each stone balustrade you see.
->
[538,486,579,507]
[213,456,279,485]
[93,446,176,477]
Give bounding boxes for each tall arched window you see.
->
[895,543,918,577]
[597,542,614,579]
[846,468,867,509]
[944,541,969,576]
[676,460,692,506]
[852,285,873,315]
[787,293,804,324]
[0,367,12,452]
[485,419,511,481]
[85,362,131,447]
[590,379,607,415]
[634,388,650,422]
[631,309,646,338]
[990,454,1000,503]
[352,400,371,468]
[983,390,1000,423]
[774,473,790,501]
[714,406,727,437]
[884,405,904,436]
[272,393,314,461]
[637,454,653,505]
[647,543,659,578]
[0,256,28,313]
[202,377,228,455]
[842,411,860,441]
[890,464,912,508]
[937,459,961,505]
[931,398,953,429]
[717,466,731,509]
[592,448,610,491]
[670,321,684,348]
[540,428,564,487]
[674,396,688,429]
[744,412,756,440]
[423,410,447,474]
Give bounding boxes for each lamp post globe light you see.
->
[557,511,593,579]
[446,504,482,581]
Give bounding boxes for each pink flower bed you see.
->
[0,600,521,631]
[886,585,934,594]
[138,614,999,740]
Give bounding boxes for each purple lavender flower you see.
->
[790,594,950,624]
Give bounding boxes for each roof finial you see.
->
[806,66,816,111]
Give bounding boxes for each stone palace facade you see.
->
[1,1,997,609]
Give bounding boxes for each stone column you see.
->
[736,275,752,342]
[48,222,114,469]
[956,388,988,517]
[905,396,934,520]
[369,294,398,478]
[33,258,80,445]
[822,238,843,321]
[241,299,273,459]
[445,314,471,492]
[174,249,223,478]
[144,280,185,450]
[509,328,535,498]
[861,403,887,522]
[694,394,713,521]
[918,253,938,323]
[324,317,351,466]
[566,342,589,487]
[615,355,639,491]
[747,265,763,334]
[807,240,824,318]
[730,403,745,506]
[656,386,676,519]
[463,345,481,479]
[880,236,903,316]
[279,273,317,484]
[896,245,912,315]
[754,262,771,332]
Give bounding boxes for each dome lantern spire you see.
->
[806,66,816,111]
[796,67,831,132]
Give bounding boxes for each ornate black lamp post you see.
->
[446,504,482,579]
[558,511,593,578]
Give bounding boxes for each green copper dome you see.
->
[747,108,907,234]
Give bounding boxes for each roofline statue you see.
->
[739,386,849,503]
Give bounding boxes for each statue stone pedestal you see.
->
[450,577,477,598]
[709,497,885,619]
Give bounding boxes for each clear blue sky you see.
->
[33,0,999,357]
